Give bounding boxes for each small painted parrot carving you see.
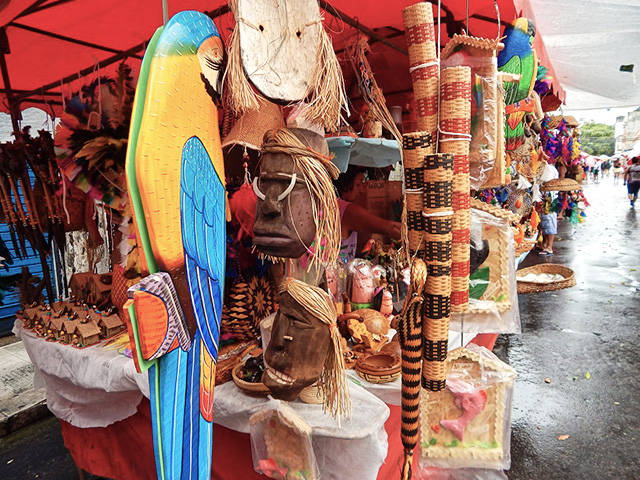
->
[498,18,538,152]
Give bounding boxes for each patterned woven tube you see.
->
[422,153,453,392]
[398,259,426,480]
[403,2,438,147]
[439,66,471,313]
[403,132,432,255]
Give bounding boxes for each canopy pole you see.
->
[319,0,408,56]
[162,0,168,24]
[9,22,144,60]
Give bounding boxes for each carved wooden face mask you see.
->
[252,152,316,258]
[253,128,338,262]
[235,0,321,102]
[263,291,331,400]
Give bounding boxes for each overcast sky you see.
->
[561,105,640,126]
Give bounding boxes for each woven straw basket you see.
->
[517,263,576,294]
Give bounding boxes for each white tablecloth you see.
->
[215,381,390,480]
[14,320,149,428]
[15,320,392,479]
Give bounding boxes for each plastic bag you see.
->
[346,258,375,307]
[418,344,517,471]
[442,53,500,190]
[325,262,348,313]
[250,399,319,480]
[450,209,521,334]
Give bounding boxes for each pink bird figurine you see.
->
[440,379,488,441]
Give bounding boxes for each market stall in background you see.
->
[0,1,586,479]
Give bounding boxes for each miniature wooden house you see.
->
[74,322,101,347]
[61,319,80,344]
[21,306,40,329]
[87,273,113,306]
[98,313,125,339]
[69,272,93,302]
[47,317,65,341]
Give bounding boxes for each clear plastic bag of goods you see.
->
[249,399,319,480]
[442,53,500,190]
[418,344,517,472]
[346,258,376,308]
[451,209,521,334]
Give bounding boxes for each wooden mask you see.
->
[235,0,321,102]
[263,289,331,400]
[226,0,348,129]
[253,128,339,263]
[252,150,316,259]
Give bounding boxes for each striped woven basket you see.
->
[439,66,472,314]
[422,153,454,392]
[403,2,438,142]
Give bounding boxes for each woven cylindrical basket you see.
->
[439,66,471,314]
[403,132,432,254]
[421,152,454,392]
[403,2,438,144]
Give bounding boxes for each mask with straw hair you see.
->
[283,278,351,419]
[253,128,340,273]
[224,0,348,130]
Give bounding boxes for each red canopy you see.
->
[0,0,564,121]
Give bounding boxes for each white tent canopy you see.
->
[516,0,640,110]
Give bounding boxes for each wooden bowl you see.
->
[355,352,401,384]
[232,362,270,395]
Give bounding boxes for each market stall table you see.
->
[15,319,497,479]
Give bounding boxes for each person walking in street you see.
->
[613,159,622,185]
[539,195,557,255]
[625,157,640,208]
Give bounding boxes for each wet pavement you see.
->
[0,179,638,479]
[500,177,640,479]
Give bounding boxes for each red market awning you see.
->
[0,0,565,121]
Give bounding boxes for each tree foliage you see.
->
[579,122,615,156]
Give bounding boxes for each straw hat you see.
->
[541,178,582,192]
[221,98,284,151]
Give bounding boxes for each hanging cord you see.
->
[495,0,501,40]
[466,0,469,34]
[161,0,168,24]
[436,0,442,151]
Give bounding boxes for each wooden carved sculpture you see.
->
[124,11,226,480]
[263,278,350,418]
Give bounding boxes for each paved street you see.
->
[504,178,640,479]
[0,178,638,479]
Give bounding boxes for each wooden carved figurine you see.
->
[263,279,350,418]
[253,128,340,271]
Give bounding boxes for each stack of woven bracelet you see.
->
[403,2,438,141]
[403,132,432,255]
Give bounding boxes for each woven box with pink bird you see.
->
[419,344,517,470]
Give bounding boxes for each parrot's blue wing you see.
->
[181,136,225,359]
[180,136,226,479]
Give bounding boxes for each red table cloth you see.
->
[60,335,497,479]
